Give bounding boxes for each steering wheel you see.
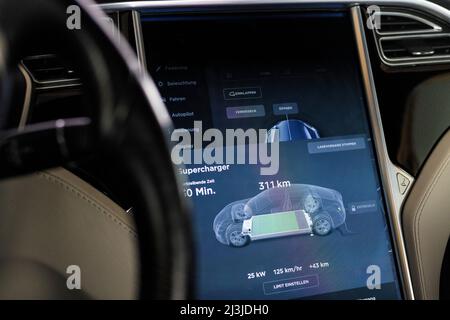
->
[0,0,193,299]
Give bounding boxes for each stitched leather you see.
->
[403,130,450,299]
[0,168,138,299]
[37,171,137,238]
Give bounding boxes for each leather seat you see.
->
[403,130,450,299]
[398,73,450,175]
[0,168,138,299]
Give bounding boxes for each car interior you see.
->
[0,0,449,300]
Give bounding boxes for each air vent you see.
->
[369,7,450,67]
[376,12,442,35]
[21,54,79,86]
[380,34,450,61]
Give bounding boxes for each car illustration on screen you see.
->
[213,184,346,247]
[266,119,320,143]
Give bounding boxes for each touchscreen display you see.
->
[142,11,403,300]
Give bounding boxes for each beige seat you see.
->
[398,73,450,175]
[399,73,450,299]
[403,130,450,299]
[0,168,138,299]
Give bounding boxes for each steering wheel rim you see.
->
[0,0,193,299]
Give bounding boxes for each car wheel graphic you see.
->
[232,203,249,221]
[226,224,250,247]
[313,216,332,236]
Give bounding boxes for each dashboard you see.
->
[16,0,450,300]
